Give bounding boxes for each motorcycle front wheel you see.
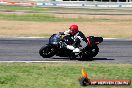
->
[39,45,56,58]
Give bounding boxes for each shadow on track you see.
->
[52,57,114,61]
[93,58,114,61]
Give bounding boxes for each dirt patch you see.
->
[0,20,132,38]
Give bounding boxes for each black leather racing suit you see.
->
[60,30,88,50]
[72,31,88,49]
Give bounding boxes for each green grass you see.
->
[0,5,132,22]
[0,13,130,22]
[0,13,106,22]
[78,8,132,13]
[1,5,132,13]
[0,14,78,22]
[0,63,131,88]
[0,5,50,12]
[0,14,62,22]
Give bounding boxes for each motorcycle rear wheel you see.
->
[39,45,55,58]
[80,45,99,61]
[90,45,99,57]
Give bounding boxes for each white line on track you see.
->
[0,61,70,63]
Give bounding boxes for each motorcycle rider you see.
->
[60,24,88,55]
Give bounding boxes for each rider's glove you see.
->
[73,48,80,53]
[66,45,75,50]
[64,30,70,35]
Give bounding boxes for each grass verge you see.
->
[0,13,119,22]
[0,14,89,22]
[0,63,131,88]
[0,6,132,22]
[0,5,50,12]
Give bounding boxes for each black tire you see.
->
[80,53,93,61]
[80,46,99,61]
[39,45,55,58]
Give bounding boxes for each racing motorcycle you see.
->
[39,33,103,60]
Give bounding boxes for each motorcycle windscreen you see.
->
[49,34,61,45]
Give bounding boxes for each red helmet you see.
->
[69,24,78,35]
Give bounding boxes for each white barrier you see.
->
[97,4,120,7]
[36,2,132,8]
[84,4,96,7]
[44,2,55,6]
[121,4,132,7]
[36,2,43,6]
[56,3,82,6]
[1,1,132,8]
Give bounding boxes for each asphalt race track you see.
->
[0,38,132,63]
